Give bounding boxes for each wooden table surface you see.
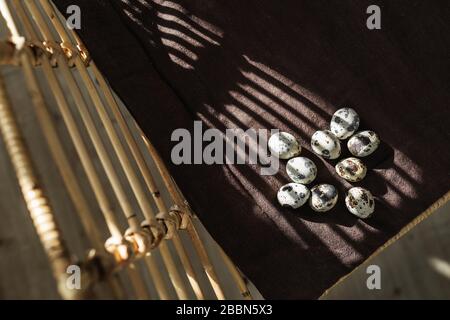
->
[322,201,450,299]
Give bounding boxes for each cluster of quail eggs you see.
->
[271,108,380,219]
[269,132,339,213]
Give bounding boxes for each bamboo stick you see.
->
[107,274,127,300]
[13,0,118,249]
[2,25,132,304]
[11,0,145,300]
[16,0,152,299]
[69,63,190,298]
[0,1,101,298]
[143,256,171,300]
[1,0,113,250]
[138,130,227,300]
[140,126,252,299]
[17,0,138,240]
[37,0,190,300]
[0,71,78,299]
[29,0,168,300]
[0,0,125,275]
[185,217,226,299]
[19,0,253,300]
[24,0,167,301]
[0,40,16,65]
[90,66,204,300]
[218,247,252,300]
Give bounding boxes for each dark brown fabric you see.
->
[54,0,450,299]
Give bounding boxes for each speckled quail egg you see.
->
[309,184,338,212]
[330,108,360,140]
[345,187,375,218]
[311,130,341,159]
[268,132,301,159]
[347,130,380,157]
[277,183,310,209]
[286,157,317,184]
[335,157,367,182]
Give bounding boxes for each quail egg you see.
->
[286,157,317,184]
[330,107,360,139]
[277,183,310,209]
[268,132,301,159]
[345,187,375,218]
[347,130,380,157]
[309,184,338,212]
[311,130,341,159]
[335,157,367,182]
